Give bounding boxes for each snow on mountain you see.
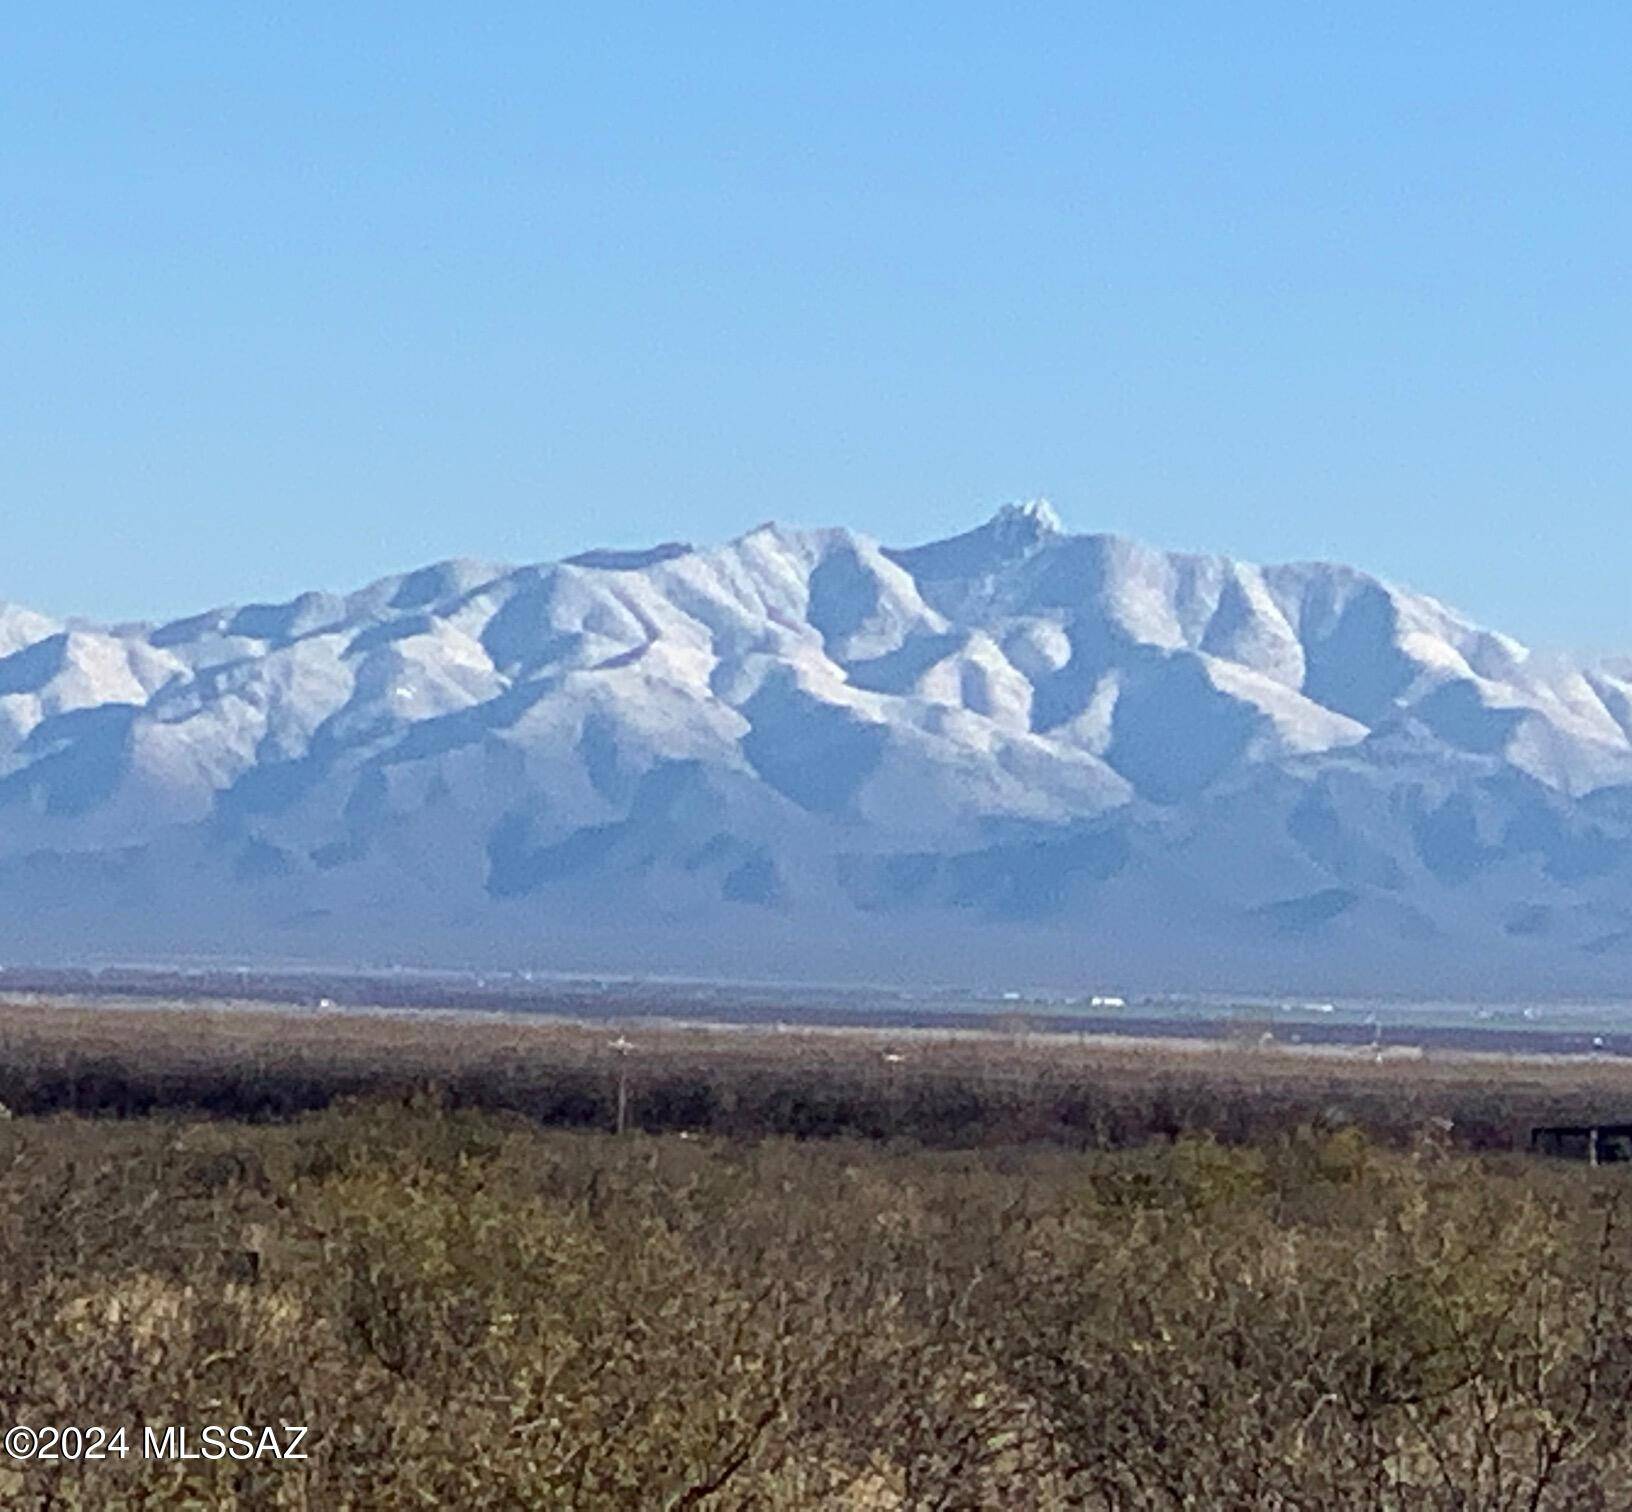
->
[1,504,1630,994]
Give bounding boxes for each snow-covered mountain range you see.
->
[4,502,1631,995]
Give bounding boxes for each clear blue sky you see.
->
[3,5,1628,647]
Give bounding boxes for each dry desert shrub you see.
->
[0,1008,1631,1504]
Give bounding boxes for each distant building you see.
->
[1530,1123,1632,1165]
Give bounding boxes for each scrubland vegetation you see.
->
[4,1002,1632,1507]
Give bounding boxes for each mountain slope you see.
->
[2,503,1630,994]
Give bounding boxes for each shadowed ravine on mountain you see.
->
[1,503,1630,993]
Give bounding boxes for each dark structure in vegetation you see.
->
[1531,1122,1632,1164]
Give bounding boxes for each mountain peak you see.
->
[883,499,1064,583]
[990,498,1062,537]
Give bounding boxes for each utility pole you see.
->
[610,1036,634,1134]
[882,1050,904,1135]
